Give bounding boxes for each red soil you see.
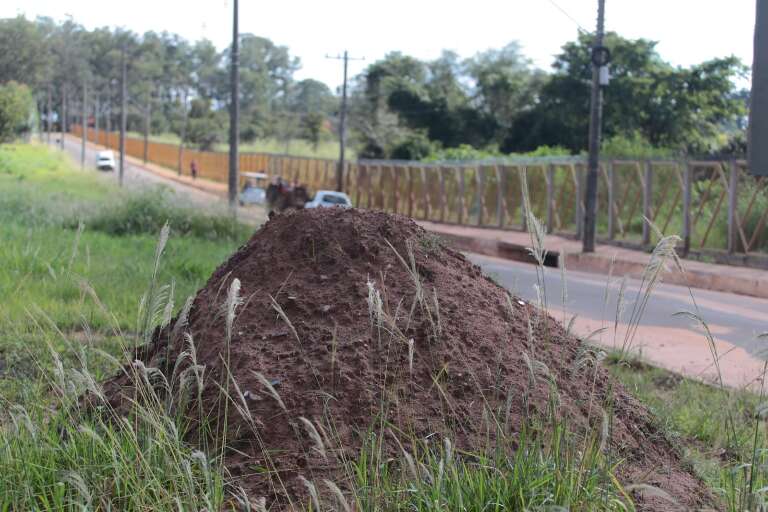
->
[102,207,714,510]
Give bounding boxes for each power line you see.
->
[546,0,590,34]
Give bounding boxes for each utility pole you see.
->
[60,84,66,150]
[228,0,240,214]
[327,51,364,192]
[46,85,52,145]
[81,80,87,168]
[582,0,607,253]
[119,45,127,187]
[94,95,100,146]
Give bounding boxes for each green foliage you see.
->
[424,143,570,162]
[352,422,628,511]
[389,131,437,160]
[505,32,746,154]
[601,132,677,159]
[0,81,35,143]
[71,188,251,241]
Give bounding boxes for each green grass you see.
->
[607,355,768,509]
[0,142,765,510]
[127,130,351,160]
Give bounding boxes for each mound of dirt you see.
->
[102,208,713,510]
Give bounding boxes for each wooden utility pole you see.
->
[94,95,100,146]
[143,93,151,163]
[46,85,52,144]
[60,83,66,150]
[327,51,364,192]
[81,80,87,168]
[582,0,607,253]
[228,0,240,213]
[749,0,768,176]
[119,45,127,186]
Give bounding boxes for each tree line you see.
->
[0,15,748,159]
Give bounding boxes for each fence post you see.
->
[607,160,616,240]
[458,167,465,224]
[477,165,485,226]
[727,159,740,254]
[407,166,414,218]
[520,166,528,232]
[546,164,555,234]
[421,166,430,220]
[642,161,653,246]
[496,165,505,228]
[682,161,692,257]
[435,167,444,222]
[574,164,583,238]
[393,165,400,214]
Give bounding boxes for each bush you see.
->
[601,132,677,159]
[0,81,34,143]
[70,189,251,241]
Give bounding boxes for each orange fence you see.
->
[69,126,768,260]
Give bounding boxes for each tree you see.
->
[0,81,35,142]
[504,32,746,154]
[0,17,51,89]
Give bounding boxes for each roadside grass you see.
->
[0,143,765,510]
[126,130,350,160]
[0,143,249,405]
[607,355,768,503]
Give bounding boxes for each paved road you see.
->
[468,253,768,387]
[50,136,768,387]
[54,135,264,222]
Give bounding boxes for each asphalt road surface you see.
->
[51,135,768,386]
[468,253,768,386]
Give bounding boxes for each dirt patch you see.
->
[101,208,714,510]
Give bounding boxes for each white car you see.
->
[304,190,352,209]
[96,150,115,171]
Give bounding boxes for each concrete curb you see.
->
[429,229,768,300]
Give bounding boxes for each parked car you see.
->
[304,190,352,209]
[239,172,268,206]
[96,150,115,171]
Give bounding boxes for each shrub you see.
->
[0,81,34,143]
[70,189,251,241]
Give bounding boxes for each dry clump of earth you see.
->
[101,207,714,511]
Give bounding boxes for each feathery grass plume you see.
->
[323,479,351,512]
[299,476,321,511]
[161,279,176,329]
[299,417,327,460]
[619,234,680,359]
[520,168,549,315]
[67,220,85,272]
[224,278,242,343]
[408,338,415,375]
[171,295,194,340]
[387,428,419,481]
[62,470,92,508]
[8,405,36,439]
[138,223,170,348]
[270,295,300,346]
[252,370,287,413]
[366,278,384,342]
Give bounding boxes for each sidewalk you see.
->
[70,135,768,300]
[421,221,768,300]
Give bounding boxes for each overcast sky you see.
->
[1,0,756,90]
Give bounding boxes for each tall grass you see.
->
[0,227,228,511]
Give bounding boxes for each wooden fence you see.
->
[70,126,768,261]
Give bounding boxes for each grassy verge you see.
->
[126,130,350,160]
[0,143,765,510]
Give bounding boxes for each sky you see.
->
[1,0,756,90]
